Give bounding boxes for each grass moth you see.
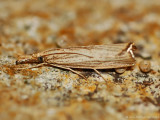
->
[16,43,136,81]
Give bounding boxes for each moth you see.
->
[16,43,136,81]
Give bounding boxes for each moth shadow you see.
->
[73,68,115,78]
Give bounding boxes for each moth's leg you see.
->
[66,68,87,79]
[48,64,87,79]
[93,69,107,82]
[15,63,47,70]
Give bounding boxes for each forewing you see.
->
[43,43,135,69]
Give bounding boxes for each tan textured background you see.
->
[0,0,160,120]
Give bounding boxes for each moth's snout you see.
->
[15,60,27,65]
[16,55,38,65]
[15,58,30,65]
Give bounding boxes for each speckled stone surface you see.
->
[0,0,160,120]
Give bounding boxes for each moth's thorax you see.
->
[43,55,55,63]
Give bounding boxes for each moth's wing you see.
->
[43,43,136,69]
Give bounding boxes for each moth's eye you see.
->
[38,56,43,63]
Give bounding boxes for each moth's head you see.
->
[16,54,44,65]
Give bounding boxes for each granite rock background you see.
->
[0,0,160,120]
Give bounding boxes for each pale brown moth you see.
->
[16,43,136,81]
